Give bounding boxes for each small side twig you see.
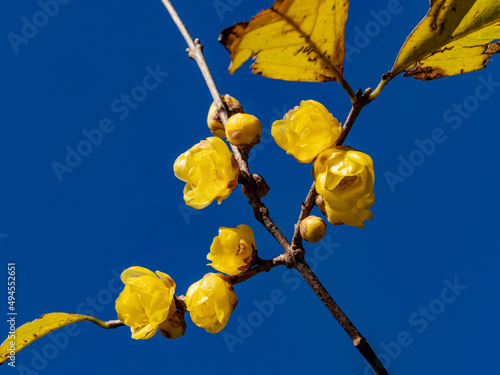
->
[103,319,125,329]
[228,254,286,285]
[291,182,317,252]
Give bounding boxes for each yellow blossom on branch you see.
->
[115,266,176,340]
[186,273,238,333]
[207,224,257,275]
[271,100,341,163]
[313,146,374,213]
[174,137,239,209]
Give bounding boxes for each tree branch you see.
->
[161,1,390,374]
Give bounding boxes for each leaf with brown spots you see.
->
[0,313,112,364]
[219,0,349,82]
[392,0,500,80]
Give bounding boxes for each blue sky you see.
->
[1,1,499,374]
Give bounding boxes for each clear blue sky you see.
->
[1,1,499,374]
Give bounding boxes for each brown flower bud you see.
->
[242,174,270,199]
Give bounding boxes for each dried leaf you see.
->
[392,0,500,80]
[219,0,349,82]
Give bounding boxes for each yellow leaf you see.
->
[392,0,500,80]
[219,0,349,82]
[0,313,112,364]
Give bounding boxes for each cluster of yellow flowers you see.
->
[174,94,262,209]
[115,225,257,339]
[272,100,375,228]
[115,97,375,341]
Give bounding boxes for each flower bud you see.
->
[186,273,238,333]
[225,113,262,150]
[159,309,186,339]
[207,95,244,138]
[299,215,327,243]
[242,174,270,199]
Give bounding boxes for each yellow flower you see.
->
[313,146,374,213]
[186,273,238,333]
[174,137,239,209]
[207,224,257,275]
[271,100,341,163]
[115,266,176,340]
[317,192,375,228]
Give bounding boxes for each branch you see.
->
[161,0,292,260]
[291,87,371,250]
[162,1,389,374]
[291,182,317,252]
[228,254,286,285]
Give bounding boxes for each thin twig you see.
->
[369,73,394,103]
[103,319,125,329]
[291,88,371,249]
[228,254,286,285]
[291,182,317,252]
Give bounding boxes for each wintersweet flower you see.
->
[186,273,238,333]
[271,100,342,163]
[313,146,374,213]
[317,192,375,229]
[174,137,239,209]
[115,266,176,340]
[207,224,257,275]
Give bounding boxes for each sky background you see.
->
[1,1,499,374]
